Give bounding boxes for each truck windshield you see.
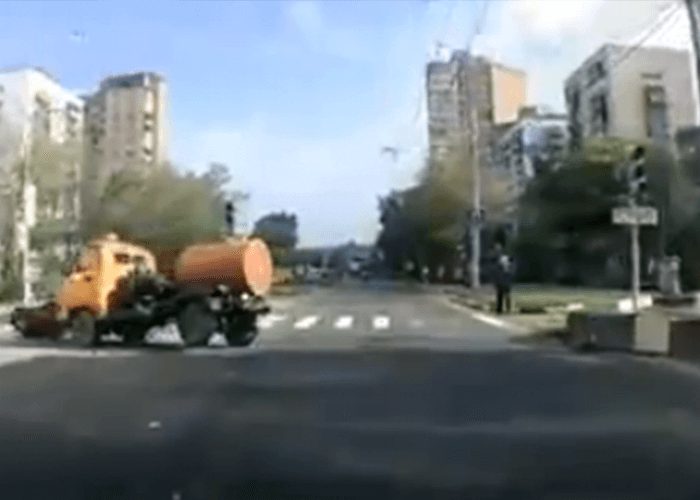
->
[76,247,99,272]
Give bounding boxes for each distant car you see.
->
[348,259,362,274]
[306,266,323,282]
[306,266,333,283]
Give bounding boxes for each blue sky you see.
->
[0,0,686,245]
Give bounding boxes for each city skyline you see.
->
[0,0,692,246]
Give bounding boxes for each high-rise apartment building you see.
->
[564,44,698,149]
[426,51,527,166]
[84,72,168,181]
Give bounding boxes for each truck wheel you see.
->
[177,302,217,347]
[225,313,258,347]
[68,310,97,347]
[121,327,148,347]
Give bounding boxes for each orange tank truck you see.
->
[174,238,273,295]
[11,234,272,348]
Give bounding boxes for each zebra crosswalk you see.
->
[258,313,399,333]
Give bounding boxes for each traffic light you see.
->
[628,146,647,196]
[225,201,234,233]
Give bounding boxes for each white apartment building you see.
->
[84,72,168,182]
[0,67,84,221]
[0,66,83,158]
[0,68,84,291]
[494,107,569,193]
[565,44,698,148]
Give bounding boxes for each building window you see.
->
[590,93,609,135]
[586,60,606,87]
[645,85,669,141]
[431,128,448,138]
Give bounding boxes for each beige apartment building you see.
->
[84,72,168,183]
[565,44,698,149]
[426,51,527,166]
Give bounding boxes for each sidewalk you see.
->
[445,285,629,339]
[0,302,17,318]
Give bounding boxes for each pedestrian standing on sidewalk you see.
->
[494,254,513,314]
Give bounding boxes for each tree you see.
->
[0,113,84,297]
[515,138,700,286]
[252,212,299,251]
[0,122,21,296]
[376,142,508,276]
[83,163,229,252]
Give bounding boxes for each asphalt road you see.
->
[2,282,700,499]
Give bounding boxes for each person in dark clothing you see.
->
[494,254,513,314]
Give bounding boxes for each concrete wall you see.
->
[490,64,527,125]
[426,61,459,161]
[610,46,698,142]
[0,68,84,146]
[155,79,168,165]
[566,45,699,145]
[85,73,168,176]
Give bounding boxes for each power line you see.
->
[468,0,489,50]
[413,1,462,126]
[611,3,681,70]
[410,0,465,146]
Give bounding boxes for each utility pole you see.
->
[463,54,482,289]
[629,197,641,313]
[685,0,700,105]
[612,147,655,313]
[17,122,35,306]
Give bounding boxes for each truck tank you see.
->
[173,238,273,296]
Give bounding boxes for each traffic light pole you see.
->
[225,201,235,237]
[630,197,641,313]
[613,147,651,314]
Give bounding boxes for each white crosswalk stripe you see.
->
[259,313,287,330]
[334,315,354,330]
[372,315,391,330]
[251,312,403,333]
[294,315,320,330]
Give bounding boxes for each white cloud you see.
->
[183,110,422,246]
[472,0,690,109]
[177,0,694,246]
[511,0,604,43]
[286,1,324,42]
[281,1,375,62]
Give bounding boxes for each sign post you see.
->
[612,205,658,313]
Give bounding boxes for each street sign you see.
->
[612,206,658,226]
[24,183,36,228]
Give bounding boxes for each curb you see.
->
[446,296,532,335]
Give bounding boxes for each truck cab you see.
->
[56,234,157,320]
